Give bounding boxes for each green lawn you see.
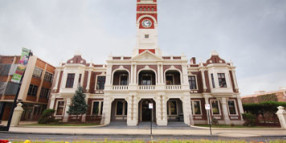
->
[21,122,100,127]
[11,140,286,143]
[195,124,279,128]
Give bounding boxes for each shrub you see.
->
[242,113,256,126]
[212,117,218,125]
[38,109,56,124]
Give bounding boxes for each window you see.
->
[92,101,103,116]
[56,101,65,115]
[211,73,215,88]
[188,76,197,89]
[211,100,220,115]
[116,100,127,116]
[0,64,11,76]
[218,73,227,88]
[152,8,154,11]
[168,100,177,115]
[145,34,149,38]
[141,74,152,85]
[65,73,75,88]
[78,74,82,83]
[33,67,43,78]
[166,74,174,85]
[228,100,237,115]
[144,8,146,11]
[4,82,20,95]
[119,74,128,85]
[28,84,38,96]
[40,88,50,99]
[96,76,106,90]
[148,8,150,11]
[140,8,142,11]
[44,72,53,82]
[192,100,202,115]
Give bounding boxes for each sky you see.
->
[0,0,285,96]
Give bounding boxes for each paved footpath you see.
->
[7,126,286,138]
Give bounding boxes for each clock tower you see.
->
[134,0,161,56]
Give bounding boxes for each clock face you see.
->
[142,19,152,28]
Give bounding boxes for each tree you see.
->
[67,86,88,121]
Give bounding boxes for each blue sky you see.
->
[0,0,286,96]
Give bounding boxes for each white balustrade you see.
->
[112,85,129,90]
[166,85,181,90]
[139,85,156,90]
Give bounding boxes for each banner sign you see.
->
[11,48,31,83]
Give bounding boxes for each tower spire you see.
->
[134,0,161,57]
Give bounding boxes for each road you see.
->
[0,132,285,142]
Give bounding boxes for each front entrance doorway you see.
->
[139,99,156,122]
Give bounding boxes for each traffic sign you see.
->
[205,104,210,110]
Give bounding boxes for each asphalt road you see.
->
[0,132,285,142]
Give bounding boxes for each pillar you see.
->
[237,96,244,121]
[276,106,286,129]
[182,96,193,125]
[11,103,24,127]
[127,95,139,126]
[221,97,230,125]
[204,94,211,124]
[155,95,167,126]
[101,96,113,125]
[63,98,71,122]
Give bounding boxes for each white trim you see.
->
[188,75,198,90]
[168,100,178,116]
[91,100,103,116]
[210,99,221,116]
[54,100,65,116]
[227,99,238,116]
[191,100,202,115]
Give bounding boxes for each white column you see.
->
[49,95,56,109]
[276,106,286,129]
[204,94,210,124]
[182,96,192,125]
[156,95,167,126]
[101,96,113,125]
[63,98,71,122]
[231,69,239,90]
[11,103,24,127]
[200,69,207,92]
[127,95,139,126]
[221,97,230,125]
[237,95,244,121]
[86,70,92,91]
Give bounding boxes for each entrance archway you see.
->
[167,98,183,122]
[111,99,128,122]
[138,99,156,122]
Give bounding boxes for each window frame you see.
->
[210,99,221,115]
[91,100,103,116]
[211,73,215,88]
[166,74,175,85]
[218,73,227,88]
[65,73,75,88]
[119,74,128,85]
[96,76,106,90]
[168,100,178,116]
[188,75,198,90]
[33,67,43,78]
[115,100,127,116]
[191,100,202,115]
[55,100,65,116]
[227,99,238,115]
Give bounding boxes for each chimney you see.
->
[190,57,196,64]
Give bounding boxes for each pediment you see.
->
[132,50,162,61]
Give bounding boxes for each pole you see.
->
[208,110,212,136]
[150,104,153,142]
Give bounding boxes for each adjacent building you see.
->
[49,0,244,126]
[242,88,286,104]
[0,55,55,121]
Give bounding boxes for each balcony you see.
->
[139,85,155,90]
[112,85,128,90]
[166,85,181,90]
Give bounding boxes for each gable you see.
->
[132,50,162,61]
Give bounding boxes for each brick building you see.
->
[0,55,55,121]
[48,0,244,126]
[242,88,286,104]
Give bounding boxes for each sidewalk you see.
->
[7,125,286,138]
